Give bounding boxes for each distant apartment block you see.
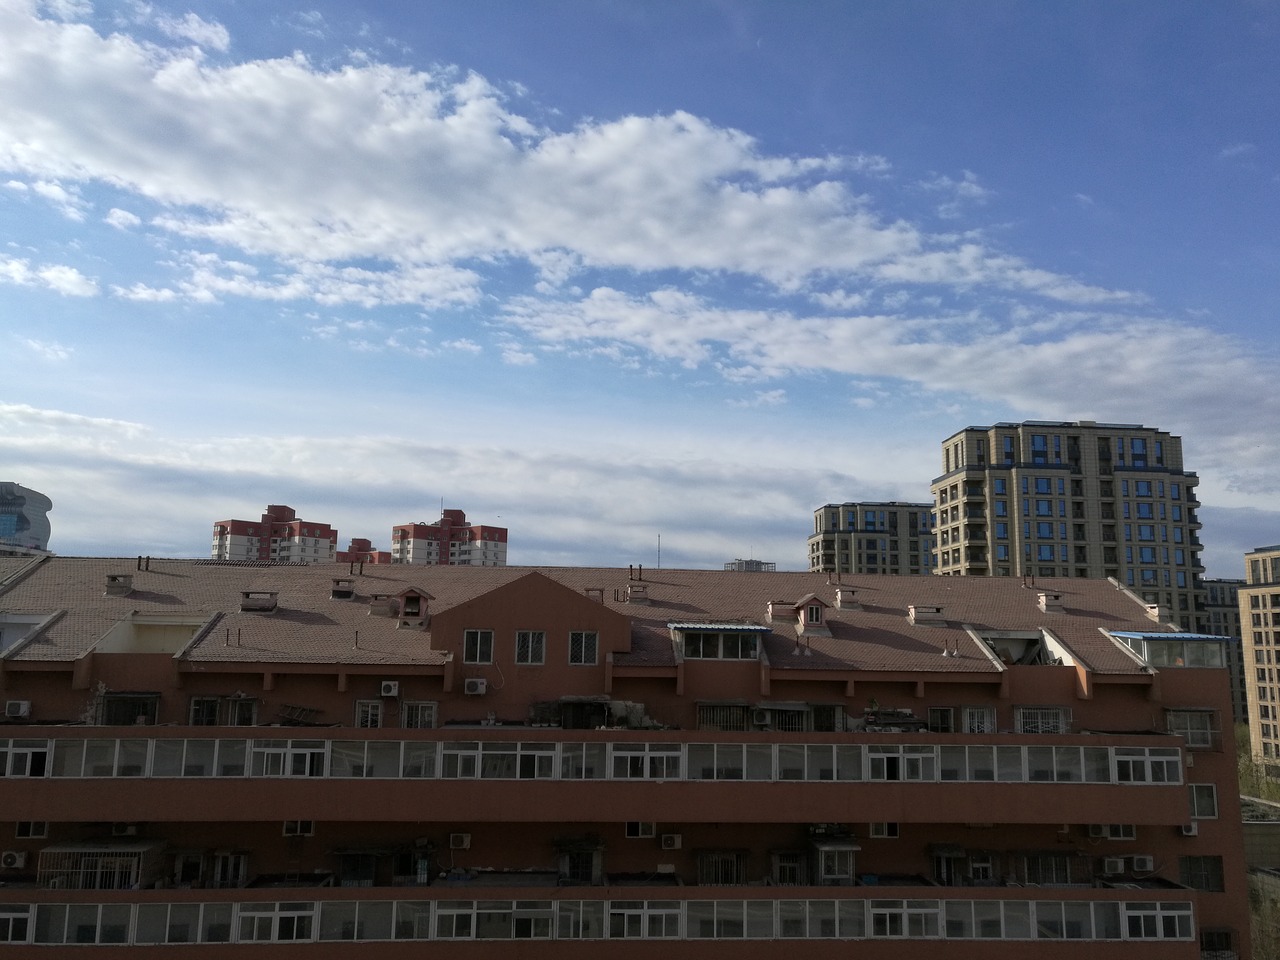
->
[724,558,776,572]
[807,502,935,575]
[335,538,392,565]
[1240,545,1280,771]
[211,504,338,563]
[0,482,52,555]
[1204,578,1247,723]
[931,421,1206,630]
[390,509,507,566]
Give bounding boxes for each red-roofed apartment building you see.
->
[211,505,337,564]
[391,509,507,566]
[0,556,1250,957]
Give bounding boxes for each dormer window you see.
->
[674,624,767,660]
[806,604,823,625]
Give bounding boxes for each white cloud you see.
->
[153,11,230,52]
[38,0,90,21]
[0,6,1135,308]
[104,207,141,229]
[1219,142,1256,161]
[918,170,992,219]
[111,281,176,301]
[19,337,72,361]
[728,388,786,408]
[501,346,536,365]
[443,338,482,353]
[0,256,97,295]
[30,179,88,220]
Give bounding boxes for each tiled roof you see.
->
[0,558,1177,675]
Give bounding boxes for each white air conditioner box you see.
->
[660,833,682,850]
[4,700,31,719]
[111,824,138,837]
[1101,857,1125,875]
[1088,824,1106,838]
[450,833,471,850]
[1180,823,1199,837]
[379,680,400,698]
[1131,855,1155,872]
[0,851,27,869]
[463,678,487,696]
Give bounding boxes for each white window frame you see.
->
[1166,709,1217,749]
[515,630,545,665]
[868,822,899,838]
[402,701,438,729]
[282,820,315,837]
[569,631,598,665]
[1189,783,1218,819]
[463,629,494,665]
[1015,706,1070,734]
[355,701,382,729]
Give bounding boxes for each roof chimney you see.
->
[1037,591,1064,613]
[104,574,134,597]
[368,593,398,617]
[835,587,860,610]
[908,604,945,625]
[626,583,650,604]
[240,590,279,613]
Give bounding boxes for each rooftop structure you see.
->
[0,556,1248,956]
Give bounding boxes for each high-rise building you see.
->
[211,504,337,563]
[1239,545,1280,772]
[0,483,52,555]
[1204,578,1247,724]
[0,557,1250,957]
[930,421,1205,630]
[724,559,776,572]
[390,509,507,566]
[807,502,935,575]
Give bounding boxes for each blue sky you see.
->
[2,0,1278,576]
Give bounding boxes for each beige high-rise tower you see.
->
[930,421,1205,630]
[1239,545,1280,771]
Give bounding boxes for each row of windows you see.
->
[0,737,1185,785]
[464,629,597,665]
[0,897,1197,945]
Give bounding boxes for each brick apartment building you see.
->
[0,555,1249,957]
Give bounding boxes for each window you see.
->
[282,820,315,837]
[624,821,656,839]
[15,820,47,838]
[1024,853,1070,884]
[806,604,823,624]
[683,631,759,660]
[1189,784,1218,819]
[190,697,220,725]
[1114,747,1181,783]
[1166,709,1217,748]
[0,904,29,943]
[515,631,545,665]
[402,701,437,729]
[1015,706,1070,734]
[696,703,748,731]
[696,852,746,885]
[963,706,995,733]
[355,701,382,728]
[927,707,954,733]
[98,693,159,726]
[569,631,598,665]
[1123,902,1192,939]
[868,822,899,838]
[463,629,493,664]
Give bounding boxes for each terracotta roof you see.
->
[0,558,1178,675]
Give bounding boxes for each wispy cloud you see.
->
[19,337,73,361]
[0,256,97,296]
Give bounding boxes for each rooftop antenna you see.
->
[657,534,661,570]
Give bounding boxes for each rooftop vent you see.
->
[835,587,860,611]
[584,588,605,602]
[240,591,278,613]
[368,594,398,617]
[104,574,134,597]
[767,600,794,622]
[908,604,945,625]
[330,578,355,601]
[626,583,650,604]
[1037,592,1064,613]
[1144,602,1170,623]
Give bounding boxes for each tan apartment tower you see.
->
[1239,544,1280,773]
[930,421,1205,630]
[807,502,936,575]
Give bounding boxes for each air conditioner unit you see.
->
[4,700,31,719]
[449,833,471,850]
[463,678,487,696]
[1088,824,1106,838]
[379,680,400,698]
[751,708,771,727]
[1101,857,1126,875]
[0,851,26,869]
[660,833,682,850]
[1180,823,1199,837]
[1131,855,1155,872]
[111,823,138,837]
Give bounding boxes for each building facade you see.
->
[0,555,1249,957]
[211,505,338,563]
[390,509,507,566]
[1239,546,1280,774]
[807,502,935,576]
[0,483,52,555]
[1204,578,1248,724]
[930,422,1206,630]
